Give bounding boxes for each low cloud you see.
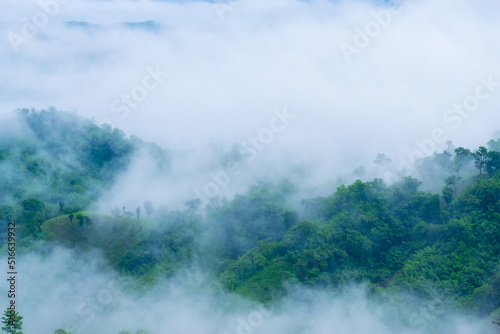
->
[0,247,496,334]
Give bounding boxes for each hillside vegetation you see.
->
[1,109,500,332]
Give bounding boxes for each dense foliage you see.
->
[1,110,499,333]
[0,108,169,244]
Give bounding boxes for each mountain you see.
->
[1,109,500,333]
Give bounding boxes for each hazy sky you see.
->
[2,2,500,332]
[1,0,500,201]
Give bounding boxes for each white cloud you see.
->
[1,0,499,198]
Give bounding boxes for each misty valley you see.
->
[2,0,500,333]
[0,109,500,333]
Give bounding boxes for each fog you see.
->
[2,0,500,333]
[0,247,496,334]
[1,0,500,189]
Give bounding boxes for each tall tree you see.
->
[473,146,488,175]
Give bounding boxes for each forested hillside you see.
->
[1,110,500,333]
[0,108,169,244]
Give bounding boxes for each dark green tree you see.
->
[486,151,500,176]
[473,146,488,175]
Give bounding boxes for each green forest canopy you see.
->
[1,109,500,332]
